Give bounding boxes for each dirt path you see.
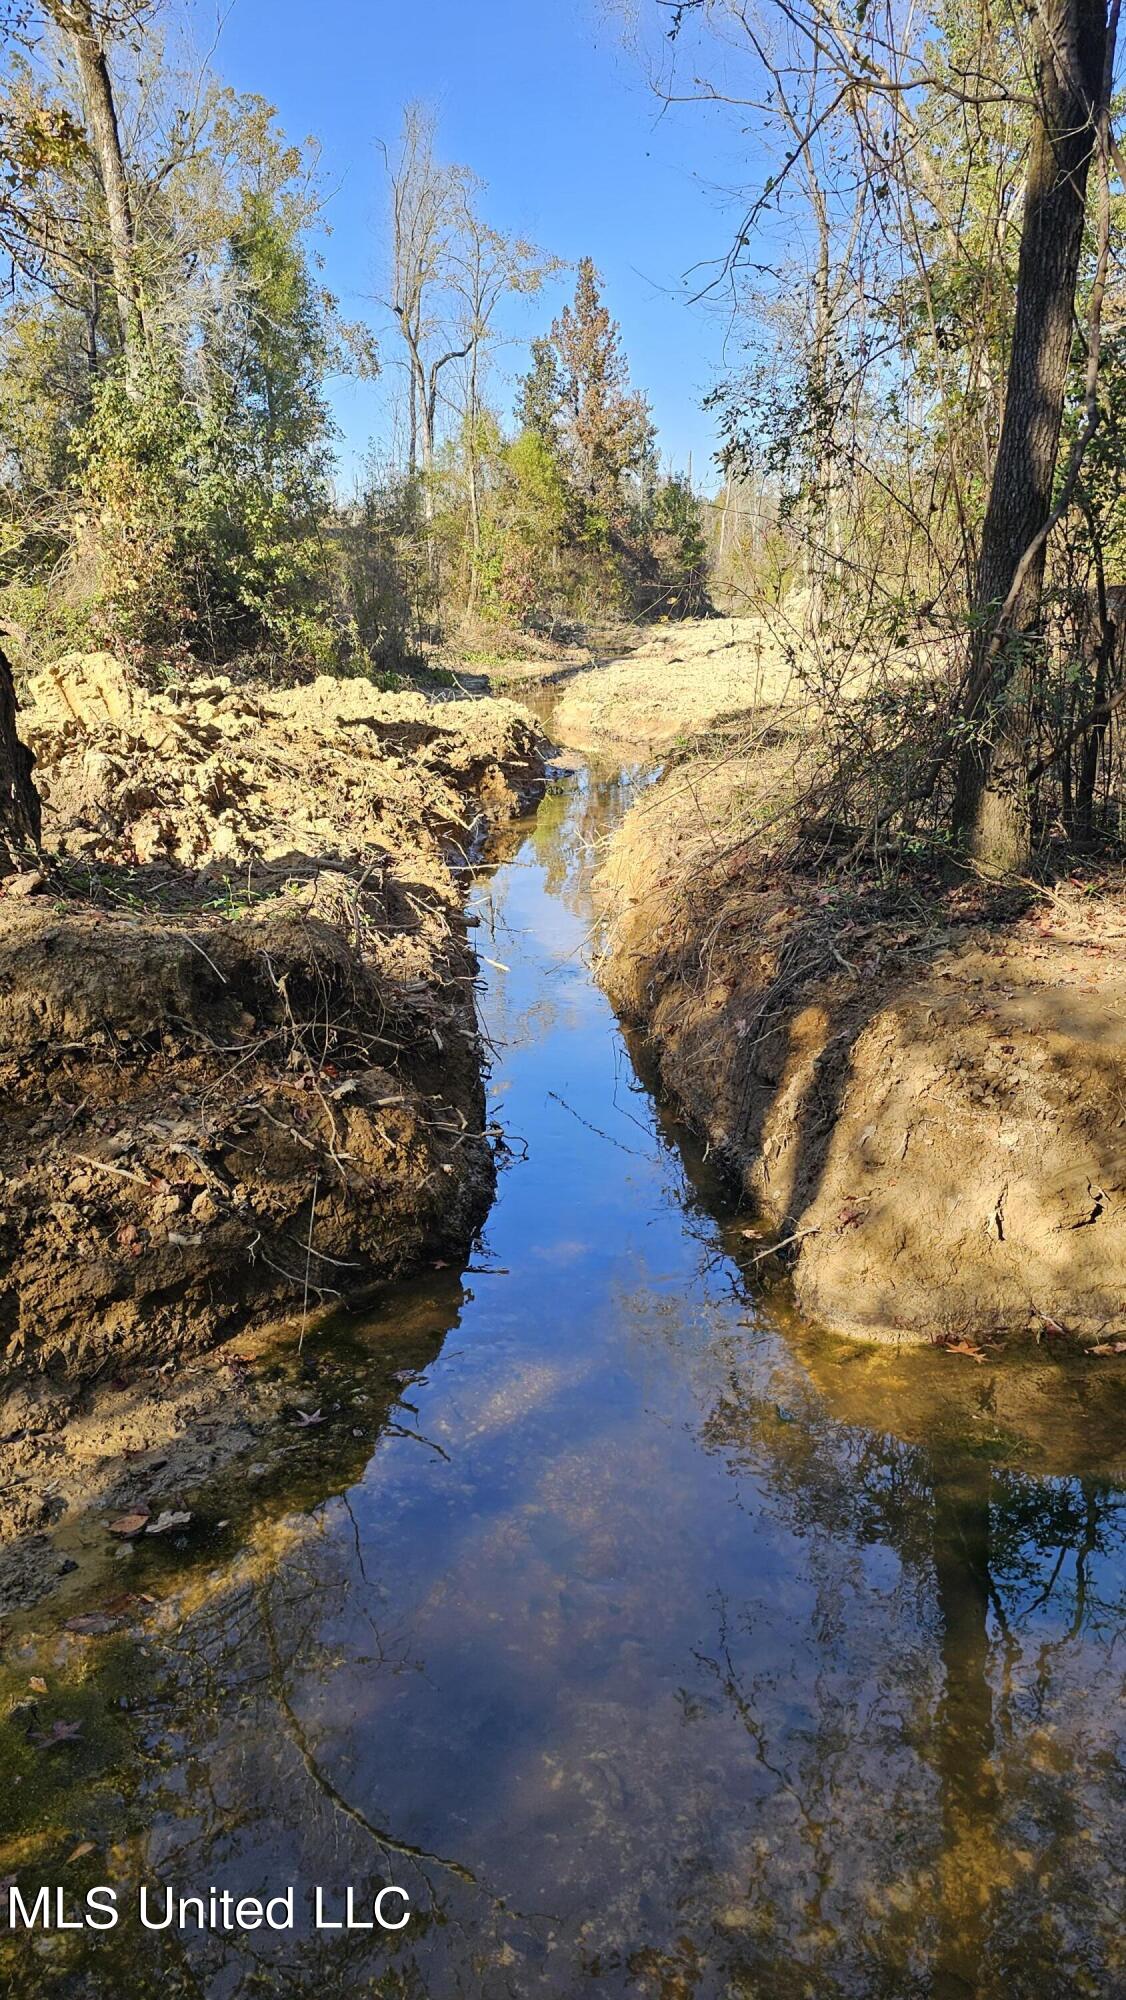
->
[488,613,802,751]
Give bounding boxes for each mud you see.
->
[0,656,543,1387]
[590,649,1126,1348]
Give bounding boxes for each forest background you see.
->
[3,0,1126,873]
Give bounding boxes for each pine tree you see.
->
[515,336,564,444]
[549,257,652,524]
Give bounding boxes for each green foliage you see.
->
[484,428,570,620]
[1,52,356,673]
[648,475,709,616]
[343,464,434,671]
[2,19,704,687]
[70,181,341,668]
[70,362,193,656]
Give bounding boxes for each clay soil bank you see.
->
[572,620,1126,1349]
[0,653,543,1385]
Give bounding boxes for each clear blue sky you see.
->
[187,0,754,491]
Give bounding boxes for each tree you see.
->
[647,0,1125,867]
[39,0,150,394]
[953,0,1114,870]
[650,474,710,615]
[516,335,564,444]
[445,193,560,607]
[548,256,653,525]
[382,105,472,509]
[0,644,41,875]
[381,105,561,609]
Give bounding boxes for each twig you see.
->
[298,1171,319,1353]
[72,1152,155,1189]
[744,1225,820,1264]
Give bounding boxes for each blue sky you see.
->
[187,0,756,491]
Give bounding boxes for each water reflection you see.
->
[1,766,1123,1999]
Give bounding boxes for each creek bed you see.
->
[0,759,1123,1999]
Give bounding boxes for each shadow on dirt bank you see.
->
[604,801,1126,1345]
[0,851,497,1384]
[0,654,546,1387]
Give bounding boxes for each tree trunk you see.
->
[46,0,146,395]
[466,336,482,612]
[953,0,1108,871]
[0,648,42,877]
[1076,596,1117,835]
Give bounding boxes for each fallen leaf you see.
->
[941,1339,985,1363]
[107,1511,149,1537]
[145,1510,191,1535]
[65,1842,94,1864]
[293,1408,323,1427]
[31,1719,83,1747]
[1090,1341,1126,1356]
[28,1676,47,1695]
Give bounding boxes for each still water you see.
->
[2,764,1124,1998]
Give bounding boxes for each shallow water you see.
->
[2,764,1125,1999]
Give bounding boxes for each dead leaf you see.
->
[27,1675,47,1694]
[31,1719,83,1747]
[65,1842,94,1864]
[941,1339,985,1363]
[1090,1341,1126,1356]
[107,1511,149,1537]
[145,1510,191,1535]
[293,1408,323,1427]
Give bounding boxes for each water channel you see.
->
[1,754,1123,1998]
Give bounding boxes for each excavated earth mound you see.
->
[0,655,543,1380]
[600,754,1126,1348]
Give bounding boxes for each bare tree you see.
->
[446,199,561,606]
[381,105,471,520]
[646,0,1123,867]
[39,0,149,393]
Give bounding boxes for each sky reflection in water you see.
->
[2,766,1124,2000]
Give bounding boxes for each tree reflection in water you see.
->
[0,759,1122,2000]
[694,1370,1126,1999]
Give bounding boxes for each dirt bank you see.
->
[489,614,801,753]
[0,654,542,1383]
[595,661,1126,1348]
